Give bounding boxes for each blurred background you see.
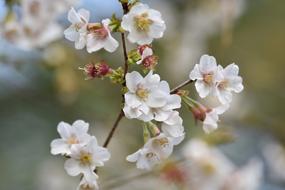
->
[0,0,285,189]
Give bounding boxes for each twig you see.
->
[170,79,194,94]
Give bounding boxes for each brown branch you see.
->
[103,110,124,147]
[170,79,194,94]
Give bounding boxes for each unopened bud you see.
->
[79,61,111,80]
[138,44,152,55]
[142,55,158,70]
[191,103,211,122]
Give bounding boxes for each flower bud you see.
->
[138,44,152,55]
[79,61,111,79]
[142,55,158,70]
[190,103,211,122]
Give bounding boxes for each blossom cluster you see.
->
[123,71,184,169]
[48,1,245,189]
[1,0,78,50]
[189,54,244,133]
[50,120,110,190]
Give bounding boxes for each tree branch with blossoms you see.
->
[49,1,244,190]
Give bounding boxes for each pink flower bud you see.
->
[142,55,158,70]
[191,103,211,122]
[80,61,111,79]
[138,44,152,55]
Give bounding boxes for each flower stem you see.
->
[170,79,194,94]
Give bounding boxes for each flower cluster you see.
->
[49,1,245,189]
[188,54,244,133]
[123,71,184,169]
[50,120,110,190]
[1,0,77,50]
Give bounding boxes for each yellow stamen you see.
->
[134,13,153,32]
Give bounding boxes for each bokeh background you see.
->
[0,0,285,189]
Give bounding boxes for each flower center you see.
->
[218,80,229,90]
[153,137,169,148]
[67,134,79,145]
[134,13,153,32]
[136,87,149,101]
[88,24,108,40]
[80,152,92,165]
[203,73,214,85]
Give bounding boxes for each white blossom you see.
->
[64,7,90,50]
[189,54,222,98]
[121,3,166,45]
[137,81,181,122]
[123,71,169,122]
[50,120,92,155]
[222,159,263,190]
[183,139,235,190]
[64,137,110,182]
[86,19,119,53]
[215,63,244,104]
[127,133,178,170]
[203,104,229,133]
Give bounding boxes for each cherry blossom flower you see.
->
[222,159,263,190]
[123,71,169,121]
[127,133,178,170]
[137,81,181,122]
[50,120,92,155]
[189,54,222,98]
[86,19,119,53]
[215,64,244,104]
[64,7,90,49]
[203,104,229,133]
[64,137,110,182]
[121,3,166,45]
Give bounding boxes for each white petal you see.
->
[57,122,72,139]
[50,139,69,155]
[73,120,89,133]
[92,147,111,166]
[86,34,104,53]
[121,14,133,31]
[125,93,141,107]
[68,7,82,24]
[126,150,141,162]
[146,90,167,107]
[229,76,244,93]
[163,94,181,110]
[149,22,165,39]
[64,159,82,176]
[75,34,87,49]
[223,63,239,77]
[103,36,119,52]
[64,26,79,42]
[78,8,90,22]
[199,54,217,74]
[195,80,211,98]
[126,71,143,92]
[189,64,203,80]
[217,89,233,104]
[158,81,170,93]
[154,110,172,122]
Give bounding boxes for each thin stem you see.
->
[170,79,194,94]
[103,110,124,147]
